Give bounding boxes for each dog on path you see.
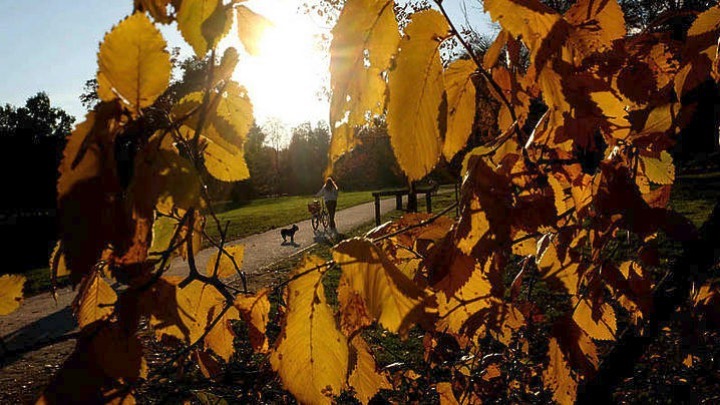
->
[281,224,299,244]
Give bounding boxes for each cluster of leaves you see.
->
[318,0,720,403]
[2,0,720,404]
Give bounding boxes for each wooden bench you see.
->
[371,183,439,226]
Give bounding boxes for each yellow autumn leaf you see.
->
[206,244,244,278]
[547,174,572,217]
[638,103,674,136]
[349,336,391,404]
[640,151,675,185]
[687,5,720,37]
[484,0,561,54]
[564,0,625,64]
[537,240,580,295]
[204,304,240,362]
[213,81,254,141]
[236,5,273,56]
[178,124,250,182]
[590,91,632,139]
[387,9,449,181]
[98,12,171,115]
[543,338,578,405]
[234,290,271,353]
[572,298,617,341]
[483,30,508,69]
[328,0,399,171]
[214,47,239,86]
[160,278,225,343]
[96,71,115,101]
[333,238,428,337]
[202,129,251,181]
[443,58,477,161]
[73,272,117,328]
[436,263,493,336]
[130,132,203,216]
[177,0,230,57]
[456,196,489,255]
[270,255,348,404]
[436,382,459,405]
[325,123,358,177]
[50,240,70,279]
[0,274,25,316]
[201,0,233,48]
[148,215,178,257]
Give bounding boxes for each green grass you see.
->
[204,190,376,243]
[21,266,69,296]
[670,173,720,227]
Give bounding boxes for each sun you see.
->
[229,0,330,134]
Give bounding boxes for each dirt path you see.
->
[0,196,407,402]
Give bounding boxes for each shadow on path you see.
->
[1,306,76,367]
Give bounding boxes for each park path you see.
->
[0,196,406,349]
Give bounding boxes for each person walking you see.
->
[316,177,339,233]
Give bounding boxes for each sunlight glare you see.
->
[230,0,329,137]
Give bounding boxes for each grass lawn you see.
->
[204,190,376,244]
[206,185,457,244]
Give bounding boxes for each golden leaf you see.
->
[563,0,625,64]
[333,238,429,337]
[456,196,490,255]
[572,298,617,341]
[73,272,117,328]
[326,123,358,177]
[349,336,391,404]
[140,277,190,341]
[92,323,149,379]
[214,47,239,86]
[483,30,508,69]
[687,5,720,37]
[0,274,25,316]
[213,81,254,142]
[50,241,70,298]
[130,132,203,216]
[160,278,225,343]
[547,174,572,217]
[178,124,251,182]
[436,265,493,336]
[178,0,229,57]
[436,382,459,405]
[484,0,561,54]
[97,12,171,115]
[387,9,449,181]
[202,130,251,181]
[543,338,578,405]
[270,255,348,404]
[204,304,240,362]
[328,0,399,169]
[96,71,115,101]
[483,363,502,381]
[201,0,233,48]
[206,245,244,278]
[148,215,178,257]
[640,151,675,185]
[234,290,271,353]
[236,5,273,56]
[442,58,477,161]
[537,240,581,295]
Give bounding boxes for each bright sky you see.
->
[0,0,493,143]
